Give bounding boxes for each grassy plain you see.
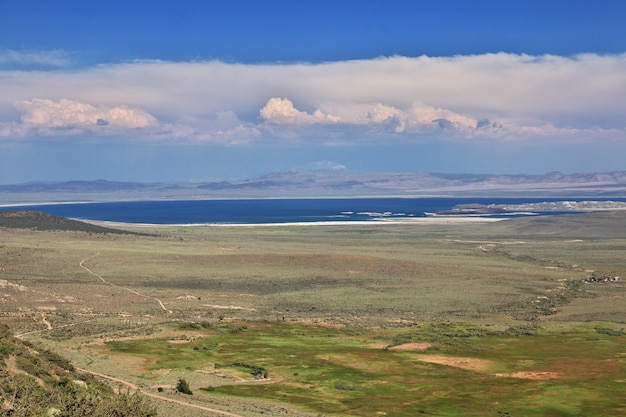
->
[1,211,625,416]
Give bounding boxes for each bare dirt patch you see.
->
[388,342,433,351]
[415,354,494,372]
[167,339,190,344]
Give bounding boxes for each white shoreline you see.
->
[81,217,505,228]
[0,201,97,208]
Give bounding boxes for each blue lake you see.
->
[3,197,625,225]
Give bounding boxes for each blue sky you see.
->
[1,0,625,184]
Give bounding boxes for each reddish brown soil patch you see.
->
[494,371,561,380]
[542,358,623,380]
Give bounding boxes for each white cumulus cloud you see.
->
[260,98,340,124]
[9,98,158,136]
[258,99,487,136]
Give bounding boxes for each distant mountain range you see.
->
[2,171,626,204]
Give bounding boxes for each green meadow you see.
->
[102,320,626,417]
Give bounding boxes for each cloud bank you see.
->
[1,53,624,143]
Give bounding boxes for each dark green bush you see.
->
[176,378,193,395]
[595,327,625,336]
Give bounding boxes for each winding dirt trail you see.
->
[77,368,246,417]
[79,252,173,314]
[40,314,53,330]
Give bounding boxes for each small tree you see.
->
[176,378,192,395]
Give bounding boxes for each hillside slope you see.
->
[0,210,137,234]
[0,325,156,416]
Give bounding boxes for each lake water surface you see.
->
[4,197,625,225]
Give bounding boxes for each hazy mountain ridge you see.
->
[2,171,626,204]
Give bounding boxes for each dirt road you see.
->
[78,368,246,417]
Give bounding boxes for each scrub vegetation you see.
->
[0,210,625,416]
[0,324,156,416]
